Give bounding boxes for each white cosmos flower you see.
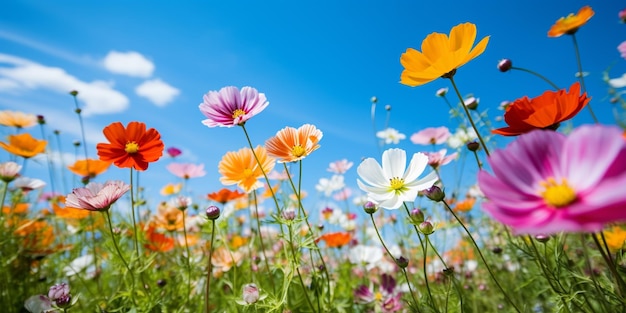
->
[357,148,438,209]
[376,127,406,145]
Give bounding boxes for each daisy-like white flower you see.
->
[376,127,406,145]
[65,181,130,211]
[199,86,269,127]
[316,175,345,197]
[357,148,438,209]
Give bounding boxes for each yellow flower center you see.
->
[389,177,405,192]
[374,291,383,302]
[232,109,246,119]
[125,142,139,154]
[291,145,306,157]
[539,177,576,208]
[243,168,253,178]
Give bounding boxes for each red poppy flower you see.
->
[492,82,590,136]
[97,121,164,171]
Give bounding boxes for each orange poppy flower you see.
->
[548,6,594,37]
[0,110,37,128]
[265,124,323,163]
[67,158,111,178]
[96,121,164,171]
[207,188,246,204]
[316,231,352,248]
[0,133,47,158]
[400,22,490,87]
[492,82,590,136]
[218,145,275,193]
[453,197,476,212]
[144,226,175,252]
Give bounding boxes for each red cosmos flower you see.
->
[492,82,590,136]
[207,188,246,205]
[97,121,164,171]
[316,231,352,248]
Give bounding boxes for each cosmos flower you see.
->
[160,183,182,196]
[264,124,323,162]
[357,148,438,209]
[211,246,243,275]
[0,133,47,159]
[166,162,206,179]
[603,226,626,252]
[152,202,185,232]
[199,86,269,127]
[619,41,626,60]
[410,126,450,145]
[492,82,589,136]
[316,175,345,197]
[327,159,354,174]
[0,110,37,128]
[609,73,626,89]
[0,161,22,183]
[97,121,164,171]
[447,127,478,149]
[424,149,458,169]
[144,225,175,252]
[207,188,246,204]
[316,231,352,248]
[166,147,182,158]
[218,145,275,193]
[400,22,489,86]
[376,128,406,145]
[65,181,130,211]
[14,177,46,191]
[478,125,626,234]
[548,6,594,37]
[67,159,111,178]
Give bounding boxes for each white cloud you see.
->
[103,51,154,78]
[0,53,129,116]
[135,78,180,106]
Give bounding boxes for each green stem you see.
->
[510,66,560,90]
[205,220,216,313]
[104,210,136,306]
[448,77,490,157]
[182,211,192,306]
[571,34,599,123]
[591,234,626,302]
[287,222,316,312]
[442,200,521,313]
[252,191,274,293]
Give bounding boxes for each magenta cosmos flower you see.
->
[199,86,269,127]
[410,126,450,145]
[478,125,626,235]
[65,181,130,211]
[166,162,207,179]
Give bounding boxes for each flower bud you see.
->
[409,208,425,224]
[69,90,78,96]
[535,234,550,243]
[423,186,445,202]
[282,208,296,221]
[463,97,479,110]
[436,87,448,97]
[55,295,71,308]
[620,8,626,23]
[419,221,435,235]
[385,104,391,111]
[48,283,70,301]
[370,96,378,103]
[396,256,409,268]
[497,59,512,72]
[157,279,167,287]
[37,115,46,125]
[466,141,480,152]
[492,247,503,254]
[242,283,260,304]
[205,205,220,220]
[363,201,378,214]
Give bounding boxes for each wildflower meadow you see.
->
[4,4,626,313]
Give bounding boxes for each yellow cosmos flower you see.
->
[218,145,275,193]
[400,22,489,87]
[0,110,37,129]
[548,6,594,37]
[0,133,47,158]
[67,158,112,178]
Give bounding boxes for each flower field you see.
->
[3,4,626,313]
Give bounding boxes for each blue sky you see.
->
[1,1,625,217]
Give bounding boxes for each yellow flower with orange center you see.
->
[0,133,47,158]
[265,124,323,163]
[548,6,594,37]
[0,110,37,128]
[218,145,275,193]
[400,22,489,87]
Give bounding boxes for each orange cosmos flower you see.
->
[14,219,55,255]
[52,196,90,220]
[152,202,186,232]
[67,158,111,178]
[400,22,489,87]
[0,110,37,129]
[316,231,352,248]
[218,145,275,193]
[453,197,476,212]
[492,82,590,136]
[144,225,175,252]
[96,121,164,171]
[265,124,323,163]
[548,6,594,37]
[0,133,47,158]
[2,202,29,215]
[207,188,247,204]
[603,226,626,252]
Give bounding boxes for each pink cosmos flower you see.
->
[620,8,626,23]
[0,161,21,182]
[65,180,130,211]
[199,86,269,127]
[618,41,626,60]
[410,126,451,145]
[327,159,354,174]
[166,162,206,179]
[166,147,182,158]
[424,149,458,169]
[478,125,626,235]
